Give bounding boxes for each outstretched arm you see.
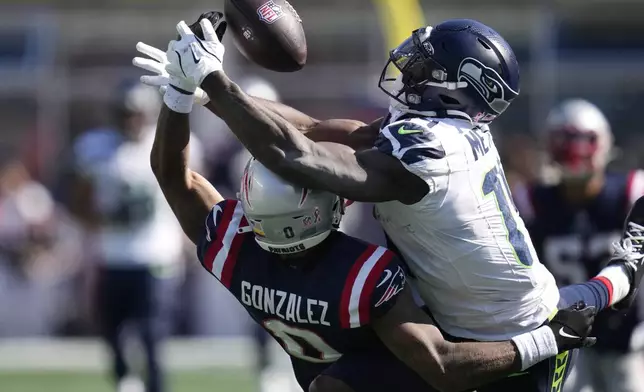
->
[201,72,422,203]
[373,286,596,392]
[373,287,520,392]
[151,105,223,244]
[205,98,382,150]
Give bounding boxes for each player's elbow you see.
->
[428,341,471,392]
[150,153,190,191]
[405,339,460,392]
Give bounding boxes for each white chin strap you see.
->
[255,230,332,255]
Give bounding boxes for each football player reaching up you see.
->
[135,15,643,391]
[515,99,644,392]
[146,18,597,392]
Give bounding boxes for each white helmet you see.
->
[544,99,613,178]
[239,158,344,255]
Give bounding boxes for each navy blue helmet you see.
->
[379,19,520,124]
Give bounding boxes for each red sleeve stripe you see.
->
[220,216,248,288]
[357,250,394,325]
[592,276,614,306]
[203,200,237,272]
[627,170,644,208]
[339,245,377,329]
[347,246,390,328]
[204,201,244,282]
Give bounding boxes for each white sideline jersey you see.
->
[373,113,559,341]
[74,126,203,268]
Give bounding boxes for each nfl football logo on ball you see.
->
[257,1,285,24]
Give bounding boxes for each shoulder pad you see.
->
[198,199,247,288]
[375,119,445,166]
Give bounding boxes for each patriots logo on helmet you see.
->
[458,57,518,116]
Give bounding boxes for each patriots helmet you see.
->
[379,19,520,124]
[544,99,613,180]
[239,158,344,255]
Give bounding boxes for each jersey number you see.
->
[263,319,341,364]
[544,233,619,284]
[482,165,534,267]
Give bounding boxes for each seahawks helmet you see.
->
[544,99,613,180]
[379,19,520,124]
[239,158,344,255]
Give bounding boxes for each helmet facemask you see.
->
[547,126,604,182]
[379,24,520,124]
[544,99,614,183]
[379,27,467,109]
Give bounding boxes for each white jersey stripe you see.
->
[211,202,245,280]
[381,127,401,155]
[348,246,388,328]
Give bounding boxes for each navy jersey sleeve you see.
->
[197,199,247,288]
[375,119,446,167]
[339,246,407,328]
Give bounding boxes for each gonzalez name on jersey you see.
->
[196,199,407,388]
[374,113,560,341]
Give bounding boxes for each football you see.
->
[224,0,307,72]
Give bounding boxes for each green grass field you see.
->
[0,370,256,392]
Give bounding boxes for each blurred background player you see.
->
[68,82,204,392]
[0,153,84,337]
[515,99,644,392]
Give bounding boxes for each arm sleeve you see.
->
[374,119,447,177]
[341,246,408,328]
[196,199,242,264]
[369,257,408,320]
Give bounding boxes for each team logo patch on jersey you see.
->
[375,266,406,308]
[257,1,285,24]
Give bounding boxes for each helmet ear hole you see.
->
[477,38,492,50]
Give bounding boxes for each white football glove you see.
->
[132,42,210,105]
[166,19,225,88]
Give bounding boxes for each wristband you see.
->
[511,326,558,370]
[164,85,194,114]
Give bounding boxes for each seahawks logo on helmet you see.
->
[457,57,518,115]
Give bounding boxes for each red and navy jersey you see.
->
[196,199,406,370]
[515,170,644,353]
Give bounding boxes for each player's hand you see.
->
[548,301,597,352]
[133,42,210,105]
[166,19,225,89]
